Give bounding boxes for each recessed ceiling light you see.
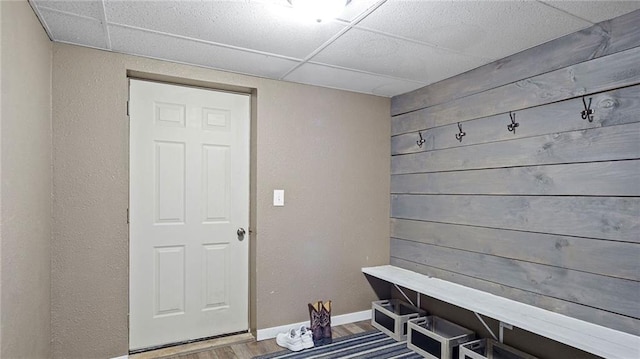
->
[287,0,351,23]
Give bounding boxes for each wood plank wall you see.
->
[389,10,640,335]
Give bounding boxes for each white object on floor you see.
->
[298,325,314,349]
[256,309,371,341]
[276,328,304,352]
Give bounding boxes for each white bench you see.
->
[362,265,639,359]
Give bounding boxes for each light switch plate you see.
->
[273,189,284,206]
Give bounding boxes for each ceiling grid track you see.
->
[536,0,596,25]
[106,22,303,62]
[304,61,427,85]
[347,24,495,62]
[99,0,112,50]
[278,0,388,80]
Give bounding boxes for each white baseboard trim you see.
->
[256,309,371,341]
[110,356,128,359]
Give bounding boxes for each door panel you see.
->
[202,145,230,222]
[129,80,250,350]
[154,246,185,317]
[155,141,185,223]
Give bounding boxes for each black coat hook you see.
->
[455,122,466,142]
[581,96,594,122]
[416,131,426,148]
[507,111,519,134]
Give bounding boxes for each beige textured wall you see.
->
[0,1,52,358]
[0,1,3,350]
[52,43,390,358]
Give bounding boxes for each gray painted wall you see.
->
[389,8,640,349]
[0,1,52,358]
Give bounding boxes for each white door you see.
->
[129,79,250,350]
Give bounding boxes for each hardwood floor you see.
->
[168,321,376,359]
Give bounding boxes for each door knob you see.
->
[237,227,246,240]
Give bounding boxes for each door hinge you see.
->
[127,208,130,224]
[126,100,130,116]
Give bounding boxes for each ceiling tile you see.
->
[108,25,299,79]
[358,0,592,60]
[33,0,104,20]
[284,63,426,97]
[337,0,383,22]
[32,0,635,99]
[541,1,640,23]
[38,8,108,49]
[312,28,490,84]
[104,1,346,59]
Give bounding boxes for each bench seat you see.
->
[362,265,639,359]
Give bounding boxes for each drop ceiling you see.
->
[29,0,640,97]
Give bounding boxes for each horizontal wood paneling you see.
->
[391,195,640,242]
[391,110,437,138]
[391,239,640,319]
[391,219,640,280]
[388,12,640,338]
[391,10,640,115]
[391,85,640,155]
[391,160,640,196]
[390,257,640,335]
[391,46,640,135]
[391,122,640,174]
